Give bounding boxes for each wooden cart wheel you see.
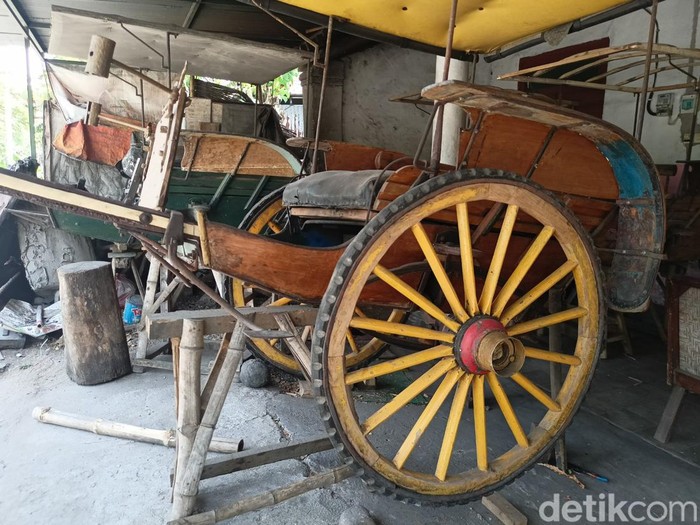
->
[312,169,604,504]
[231,187,403,376]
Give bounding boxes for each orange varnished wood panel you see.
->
[207,222,437,305]
[531,130,618,199]
[462,114,552,175]
[457,112,619,200]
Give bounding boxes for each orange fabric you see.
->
[53,121,131,166]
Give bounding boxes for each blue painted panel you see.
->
[596,140,653,199]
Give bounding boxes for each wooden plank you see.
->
[139,87,188,210]
[274,313,312,380]
[654,385,686,444]
[200,435,333,480]
[146,306,319,339]
[482,493,528,525]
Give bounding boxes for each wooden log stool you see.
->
[58,261,131,385]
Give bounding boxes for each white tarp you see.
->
[49,6,311,85]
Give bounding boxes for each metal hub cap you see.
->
[454,315,525,377]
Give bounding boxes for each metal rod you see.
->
[140,78,146,127]
[412,104,439,170]
[310,17,333,175]
[253,84,259,136]
[167,32,172,90]
[250,0,321,67]
[680,82,700,196]
[111,59,172,94]
[548,286,567,471]
[430,0,459,173]
[634,0,659,140]
[24,37,36,159]
[119,22,167,69]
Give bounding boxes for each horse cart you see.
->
[0,0,665,515]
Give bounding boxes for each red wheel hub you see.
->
[454,316,525,377]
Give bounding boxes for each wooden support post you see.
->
[548,287,567,471]
[134,256,162,373]
[654,385,686,443]
[171,322,246,520]
[172,320,204,495]
[201,332,232,413]
[57,261,131,385]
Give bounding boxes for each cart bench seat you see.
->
[282,169,393,209]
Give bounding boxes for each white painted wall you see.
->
[341,44,435,155]
[476,0,700,163]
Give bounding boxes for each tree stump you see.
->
[58,261,131,385]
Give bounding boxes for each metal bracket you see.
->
[164,210,185,248]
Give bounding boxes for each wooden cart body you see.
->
[206,82,664,313]
[0,81,663,313]
[50,133,301,242]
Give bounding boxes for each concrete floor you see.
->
[0,319,699,525]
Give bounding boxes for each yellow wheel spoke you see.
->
[349,317,454,344]
[362,359,457,434]
[270,296,293,307]
[411,223,469,323]
[456,202,479,316]
[507,307,587,337]
[473,375,488,471]
[435,374,473,481]
[486,373,529,448]
[346,331,360,354]
[345,345,453,385]
[373,264,460,332]
[500,260,577,325]
[393,368,464,469]
[354,307,368,318]
[491,226,554,318]
[511,372,561,411]
[479,204,519,315]
[524,347,581,366]
[267,220,281,233]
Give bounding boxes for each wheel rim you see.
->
[319,174,602,499]
[231,192,404,375]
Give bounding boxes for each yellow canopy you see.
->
[277,0,629,53]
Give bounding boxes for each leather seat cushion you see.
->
[282,169,393,209]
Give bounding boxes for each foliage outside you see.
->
[198,69,299,105]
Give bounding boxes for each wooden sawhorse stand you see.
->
[146,307,355,524]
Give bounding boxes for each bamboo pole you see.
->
[134,256,163,373]
[168,464,355,525]
[171,322,246,520]
[31,407,243,454]
[172,320,204,497]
